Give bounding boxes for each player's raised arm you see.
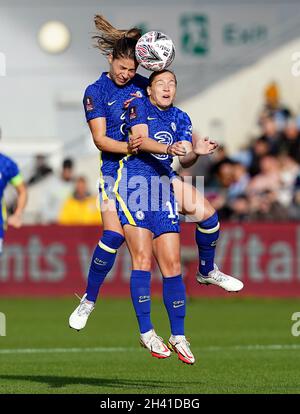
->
[84,82,139,155]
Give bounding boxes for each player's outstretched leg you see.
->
[195,212,244,292]
[69,230,124,330]
[163,275,195,365]
[172,178,243,292]
[131,270,171,359]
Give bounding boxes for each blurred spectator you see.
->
[39,158,75,224]
[248,190,289,222]
[27,154,53,185]
[289,172,300,220]
[257,116,283,156]
[213,159,235,189]
[279,118,300,164]
[248,137,271,176]
[247,155,281,198]
[208,145,232,183]
[58,176,101,225]
[229,194,250,222]
[206,191,232,220]
[211,144,229,165]
[228,162,250,200]
[289,193,300,220]
[259,81,291,123]
[277,154,299,207]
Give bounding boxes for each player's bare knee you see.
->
[133,253,152,271]
[163,259,181,276]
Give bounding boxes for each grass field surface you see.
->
[0,297,299,394]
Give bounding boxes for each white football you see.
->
[135,31,175,71]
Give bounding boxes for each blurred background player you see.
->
[0,141,27,255]
[58,176,101,225]
[39,158,75,224]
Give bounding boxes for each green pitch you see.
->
[0,297,299,394]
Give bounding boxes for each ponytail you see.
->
[93,14,141,59]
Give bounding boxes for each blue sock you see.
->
[130,270,153,334]
[163,275,186,336]
[85,230,124,302]
[196,212,220,276]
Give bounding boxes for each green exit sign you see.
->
[180,14,210,56]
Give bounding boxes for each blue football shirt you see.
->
[83,72,148,179]
[124,97,193,178]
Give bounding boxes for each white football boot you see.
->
[140,329,171,359]
[168,335,195,365]
[197,264,244,292]
[69,293,95,331]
